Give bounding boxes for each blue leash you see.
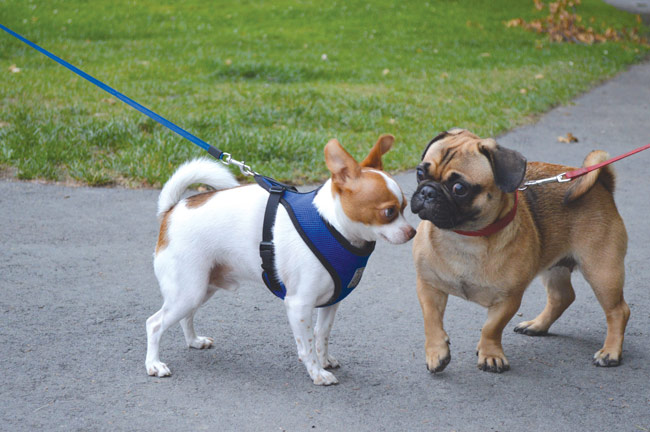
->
[0,23,255,175]
[1,24,380,306]
[1,24,378,305]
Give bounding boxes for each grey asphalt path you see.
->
[2,61,650,432]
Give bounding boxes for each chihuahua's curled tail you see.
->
[564,150,616,204]
[157,158,240,218]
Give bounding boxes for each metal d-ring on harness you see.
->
[1,24,376,307]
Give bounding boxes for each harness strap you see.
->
[260,185,286,298]
[254,174,374,308]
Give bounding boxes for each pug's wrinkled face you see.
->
[411,129,527,231]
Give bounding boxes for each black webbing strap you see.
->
[259,184,286,296]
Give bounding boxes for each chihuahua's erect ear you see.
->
[325,139,362,187]
[478,138,527,193]
[360,134,395,170]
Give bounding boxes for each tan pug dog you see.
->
[411,128,629,373]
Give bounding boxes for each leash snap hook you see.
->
[219,152,255,176]
[238,161,254,176]
[556,172,570,183]
[518,171,571,190]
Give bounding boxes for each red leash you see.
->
[456,142,650,237]
[563,142,650,180]
[519,142,650,189]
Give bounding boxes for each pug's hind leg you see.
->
[416,277,451,373]
[514,266,575,336]
[580,251,629,367]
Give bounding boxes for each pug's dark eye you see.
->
[416,168,425,182]
[452,182,468,197]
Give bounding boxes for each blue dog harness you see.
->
[255,175,375,307]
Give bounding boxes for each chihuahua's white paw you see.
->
[146,361,171,377]
[188,336,214,349]
[312,369,339,386]
[320,354,340,369]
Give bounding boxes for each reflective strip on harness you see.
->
[255,175,375,307]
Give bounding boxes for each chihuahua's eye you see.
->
[416,168,426,182]
[382,207,397,221]
[452,182,468,197]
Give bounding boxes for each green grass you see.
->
[0,0,648,186]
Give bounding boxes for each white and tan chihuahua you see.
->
[145,135,415,385]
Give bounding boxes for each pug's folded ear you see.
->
[479,139,527,193]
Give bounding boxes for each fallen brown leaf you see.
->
[506,18,524,28]
[557,132,579,143]
[505,0,649,47]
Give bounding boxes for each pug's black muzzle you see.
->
[411,182,458,229]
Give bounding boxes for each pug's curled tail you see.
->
[564,150,615,204]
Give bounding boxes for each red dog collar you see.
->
[453,192,518,237]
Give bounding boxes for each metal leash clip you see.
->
[518,172,570,191]
[219,152,256,176]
